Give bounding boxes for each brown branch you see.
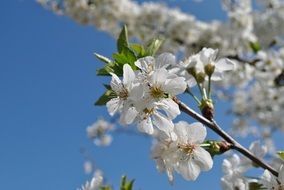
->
[174,98,279,177]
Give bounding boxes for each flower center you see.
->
[143,108,154,119]
[118,88,128,100]
[178,143,196,155]
[150,86,164,99]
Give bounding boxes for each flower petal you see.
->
[279,164,284,184]
[120,106,138,125]
[176,159,201,181]
[193,146,213,171]
[186,122,207,144]
[158,98,180,119]
[156,53,175,70]
[152,112,174,137]
[106,98,121,116]
[164,76,187,95]
[110,73,123,93]
[216,58,235,72]
[137,117,154,134]
[135,56,155,73]
[123,64,135,89]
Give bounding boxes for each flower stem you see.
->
[173,98,279,177]
[208,76,212,98]
[185,88,201,105]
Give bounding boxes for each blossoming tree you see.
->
[39,0,284,189]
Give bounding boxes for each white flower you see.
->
[221,176,248,190]
[151,121,213,183]
[221,153,252,190]
[106,64,142,126]
[79,170,104,190]
[135,53,175,75]
[180,47,235,87]
[173,121,213,180]
[241,141,267,167]
[261,164,284,190]
[86,119,114,146]
[84,161,93,174]
[151,140,176,184]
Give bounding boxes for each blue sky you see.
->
[0,0,268,190]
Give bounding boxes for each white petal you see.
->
[176,160,201,181]
[152,112,174,137]
[187,76,197,88]
[137,117,154,134]
[110,73,123,93]
[249,141,267,158]
[106,98,121,116]
[123,64,135,89]
[216,58,235,72]
[200,48,218,64]
[221,177,234,190]
[152,68,168,86]
[164,76,187,95]
[134,56,155,73]
[261,170,276,188]
[211,72,223,81]
[193,146,213,171]
[120,107,138,125]
[174,121,189,143]
[128,83,144,101]
[222,159,232,175]
[158,98,180,119]
[156,53,175,69]
[279,164,284,184]
[186,122,207,144]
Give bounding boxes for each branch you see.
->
[174,98,279,177]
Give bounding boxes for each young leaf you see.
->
[95,53,112,64]
[112,47,137,71]
[146,37,164,56]
[130,43,145,58]
[120,176,135,190]
[277,151,284,160]
[249,41,261,53]
[96,62,115,76]
[100,186,112,190]
[95,89,116,106]
[117,25,129,53]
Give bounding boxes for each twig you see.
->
[174,98,279,177]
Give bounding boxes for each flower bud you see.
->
[199,98,214,120]
[204,63,215,77]
[196,72,205,84]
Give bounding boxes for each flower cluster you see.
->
[221,141,268,190]
[86,119,114,146]
[107,53,186,138]
[39,0,284,189]
[39,0,284,143]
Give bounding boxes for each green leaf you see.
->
[249,41,261,53]
[95,89,116,106]
[96,62,115,76]
[112,47,137,72]
[130,43,145,58]
[277,151,284,160]
[120,176,135,190]
[96,61,124,76]
[117,25,129,53]
[145,37,164,56]
[100,186,112,190]
[95,53,112,64]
